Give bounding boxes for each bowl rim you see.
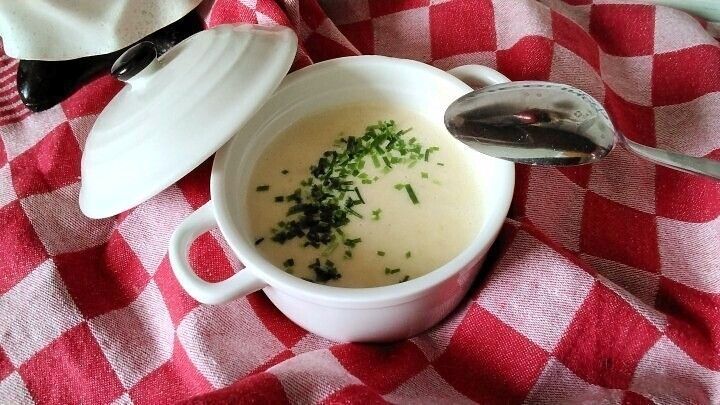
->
[211,55,515,308]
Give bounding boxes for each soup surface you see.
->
[247,103,483,288]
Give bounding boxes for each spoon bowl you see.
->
[445,81,720,180]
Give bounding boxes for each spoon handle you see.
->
[619,135,720,180]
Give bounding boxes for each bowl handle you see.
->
[446,65,510,88]
[169,201,267,305]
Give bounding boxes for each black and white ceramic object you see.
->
[16,10,203,112]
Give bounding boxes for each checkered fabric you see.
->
[1,0,719,403]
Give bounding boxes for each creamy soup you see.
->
[247,104,483,288]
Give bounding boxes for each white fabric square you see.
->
[0,260,83,365]
[384,366,475,404]
[657,216,720,294]
[631,337,720,404]
[582,253,660,307]
[69,115,97,151]
[550,45,604,104]
[410,301,472,362]
[655,92,720,157]
[110,392,134,405]
[255,10,279,27]
[525,358,624,404]
[431,52,497,72]
[319,0,370,25]
[600,52,652,106]
[0,164,16,208]
[0,372,34,404]
[477,231,595,351]
[178,297,285,389]
[118,185,192,275]
[588,148,656,214]
[239,0,257,9]
[268,349,361,405]
[654,6,718,54]
[492,0,551,49]
[21,183,115,255]
[373,7,431,62]
[88,282,174,389]
[526,167,586,251]
[0,107,66,160]
[290,333,334,356]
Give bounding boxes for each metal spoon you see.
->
[444,81,720,180]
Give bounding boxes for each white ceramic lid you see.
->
[79,24,298,219]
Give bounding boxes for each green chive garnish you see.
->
[405,251,411,258]
[254,237,265,245]
[385,267,400,275]
[281,169,289,175]
[404,184,419,204]
[256,185,270,192]
[371,208,382,220]
[377,251,385,256]
[421,172,428,179]
[274,196,284,202]
[283,258,294,268]
[399,275,410,283]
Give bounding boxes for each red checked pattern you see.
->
[1,0,719,403]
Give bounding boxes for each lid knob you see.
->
[111,42,158,83]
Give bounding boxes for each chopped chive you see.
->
[283,258,295,268]
[424,149,430,161]
[404,184,419,204]
[377,251,385,256]
[405,251,412,258]
[344,250,352,259]
[385,267,400,275]
[354,187,365,204]
[371,154,381,168]
[274,196,284,202]
[256,185,270,192]
[371,208,382,220]
[382,156,392,167]
[344,238,362,248]
[254,237,265,245]
[437,162,445,166]
[347,207,363,219]
[281,169,289,175]
[421,172,428,179]
[394,183,405,190]
[399,275,410,283]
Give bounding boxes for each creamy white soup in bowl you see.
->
[169,56,514,342]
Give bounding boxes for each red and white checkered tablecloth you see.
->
[1,0,719,403]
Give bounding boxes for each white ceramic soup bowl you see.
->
[169,56,514,342]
